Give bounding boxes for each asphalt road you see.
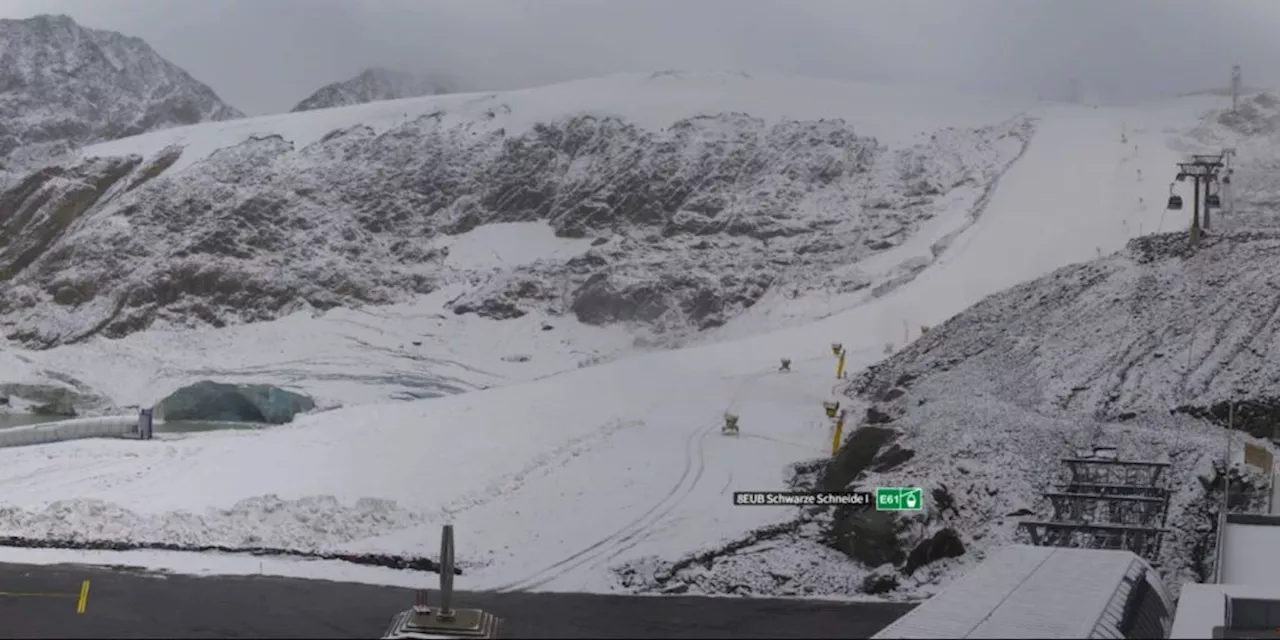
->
[0,562,914,638]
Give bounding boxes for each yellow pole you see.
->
[836,350,846,379]
[831,417,845,456]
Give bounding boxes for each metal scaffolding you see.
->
[1018,449,1171,562]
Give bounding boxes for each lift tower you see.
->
[1167,154,1225,248]
[1232,65,1242,113]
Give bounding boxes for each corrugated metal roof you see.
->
[872,545,1142,639]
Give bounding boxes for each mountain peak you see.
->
[290,67,457,113]
[0,13,244,177]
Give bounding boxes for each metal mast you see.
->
[1232,65,1242,113]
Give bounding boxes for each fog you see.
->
[2,0,1279,115]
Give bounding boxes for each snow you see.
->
[438,222,593,271]
[7,288,633,409]
[0,545,442,590]
[673,101,1189,369]
[81,71,1037,174]
[0,85,1243,595]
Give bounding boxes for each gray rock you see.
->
[819,425,897,492]
[827,508,904,568]
[903,528,965,575]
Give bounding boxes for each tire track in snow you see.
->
[487,418,716,593]
[588,421,713,570]
[440,420,636,519]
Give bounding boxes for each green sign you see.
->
[875,487,924,511]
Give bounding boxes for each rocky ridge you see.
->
[0,103,1032,348]
[291,68,456,112]
[0,14,242,183]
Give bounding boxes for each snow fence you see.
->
[0,415,141,448]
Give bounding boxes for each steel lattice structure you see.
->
[1018,452,1171,562]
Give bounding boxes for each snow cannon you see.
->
[722,412,740,436]
[823,401,840,419]
[381,525,501,639]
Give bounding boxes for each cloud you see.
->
[1,0,1277,115]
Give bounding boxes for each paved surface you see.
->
[0,562,914,638]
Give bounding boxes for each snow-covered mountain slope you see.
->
[291,68,456,112]
[632,231,1267,600]
[0,91,1233,596]
[0,14,243,181]
[0,72,1033,363]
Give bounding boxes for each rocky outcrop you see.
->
[0,106,1031,347]
[156,381,315,424]
[0,156,140,281]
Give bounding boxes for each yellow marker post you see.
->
[830,416,845,456]
[76,580,89,614]
[835,350,846,379]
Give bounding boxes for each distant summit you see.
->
[290,68,457,112]
[0,13,243,176]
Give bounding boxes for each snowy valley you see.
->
[0,59,1273,605]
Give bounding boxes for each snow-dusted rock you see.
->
[0,104,1031,348]
[291,68,456,112]
[0,14,242,179]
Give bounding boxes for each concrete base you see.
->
[382,608,502,639]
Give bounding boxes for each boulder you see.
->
[157,381,315,424]
[827,508,904,567]
[819,425,897,491]
[903,528,966,575]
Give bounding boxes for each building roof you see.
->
[872,545,1152,639]
[1220,517,1280,587]
[1171,583,1280,639]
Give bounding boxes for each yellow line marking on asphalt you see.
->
[0,591,76,598]
[77,580,90,614]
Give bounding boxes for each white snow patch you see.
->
[9,289,635,410]
[439,222,593,270]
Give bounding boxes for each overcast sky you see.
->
[2,0,1279,115]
